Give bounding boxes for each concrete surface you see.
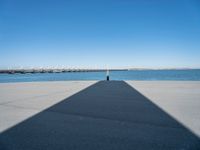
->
[0,81,200,149]
[0,81,97,132]
[127,81,200,138]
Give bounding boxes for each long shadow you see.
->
[0,81,200,150]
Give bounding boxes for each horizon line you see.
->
[0,67,200,70]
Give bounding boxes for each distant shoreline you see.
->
[0,68,200,74]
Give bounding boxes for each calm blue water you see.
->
[0,70,200,83]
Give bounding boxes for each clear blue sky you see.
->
[0,0,200,69]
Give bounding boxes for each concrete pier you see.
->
[0,81,200,149]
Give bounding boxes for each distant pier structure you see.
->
[0,68,128,74]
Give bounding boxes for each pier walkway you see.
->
[0,81,200,149]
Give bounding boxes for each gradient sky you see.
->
[0,0,200,69]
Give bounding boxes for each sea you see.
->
[0,70,200,83]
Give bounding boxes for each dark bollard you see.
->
[106,70,109,81]
[107,75,109,81]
